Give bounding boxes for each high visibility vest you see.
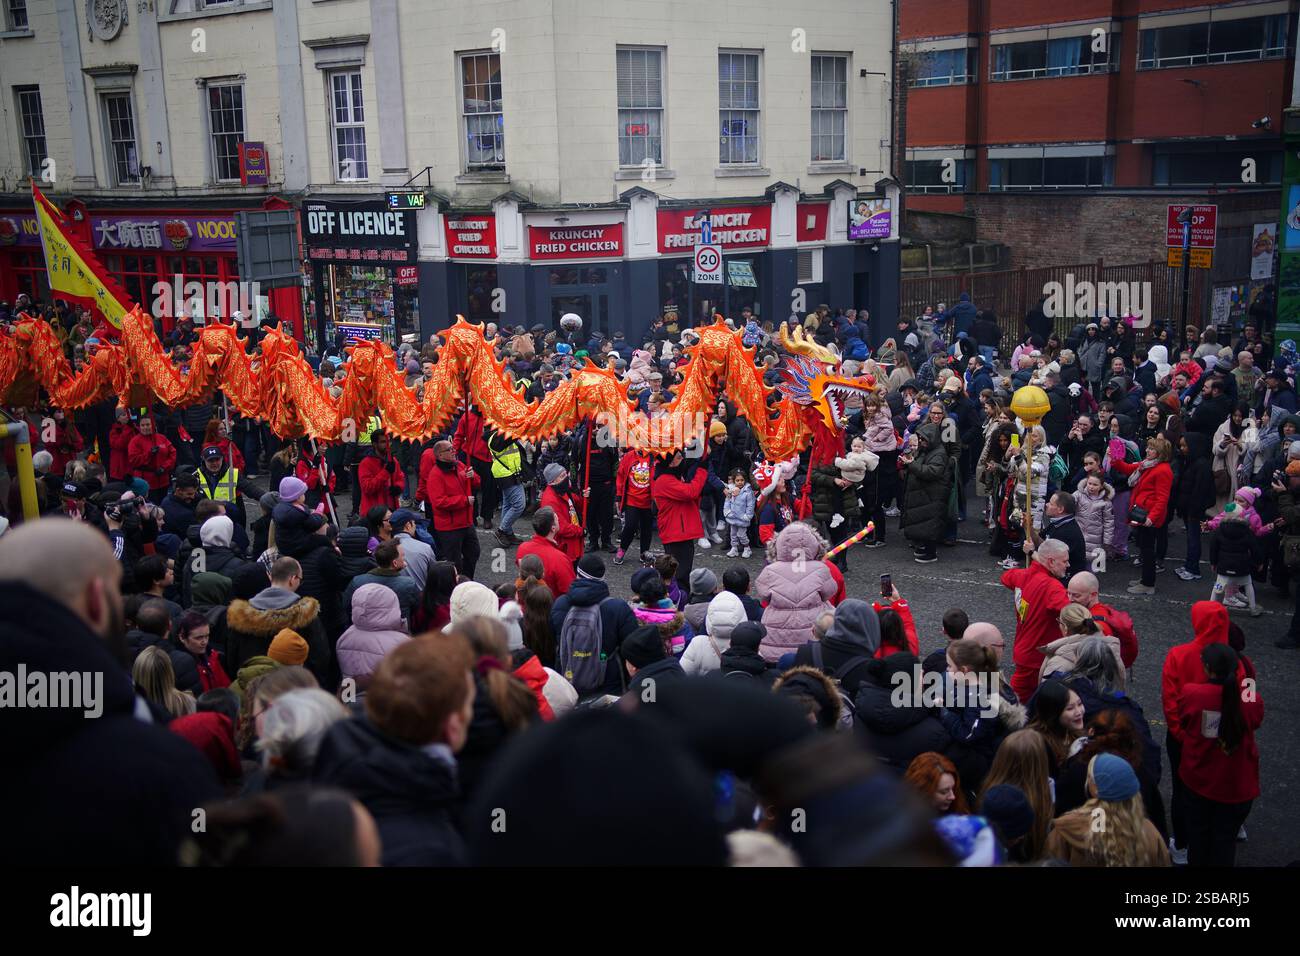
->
[490,442,522,478]
[195,466,240,503]
[357,415,381,445]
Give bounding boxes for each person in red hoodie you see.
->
[46,408,84,478]
[873,584,919,656]
[652,451,708,594]
[515,507,577,596]
[421,439,480,579]
[294,437,337,512]
[1111,435,1174,596]
[127,413,177,503]
[614,446,654,565]
[108,406,138,482]
[539,462,585,564]
[1000,538,1070,702]
[452,403,495,527]
[1177,642,1263,867]
[1161,599,1249,865]
[357,427,404,517]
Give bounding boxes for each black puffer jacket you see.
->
[902,422,953,544]
[1174,432,1216,521]
[810,464,861,526]
[1209,519,1259,577]
[313,716,465,867]
[854,656,951,771]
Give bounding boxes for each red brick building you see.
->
[900,0,1293,272]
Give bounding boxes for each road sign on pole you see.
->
[694,243,722,283]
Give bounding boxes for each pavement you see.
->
[333,489,1300,866]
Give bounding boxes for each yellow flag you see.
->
[32,182,133,328]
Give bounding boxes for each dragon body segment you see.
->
[0,308,870,462]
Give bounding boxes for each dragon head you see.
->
[777,325,875,431]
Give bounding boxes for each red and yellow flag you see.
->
[31,181,134,328]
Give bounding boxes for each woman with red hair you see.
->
[904,752,969,816]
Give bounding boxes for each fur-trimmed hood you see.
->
[633,603,686,639]
[226,594,321,637]
[772,665,842,726]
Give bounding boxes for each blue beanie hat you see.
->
[1091,753,1139,801]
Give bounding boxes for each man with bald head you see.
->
[1001,538,1071,700]
[0,521,219,865]
[1067,571,1138,668]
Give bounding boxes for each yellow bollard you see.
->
[0,420,40,522]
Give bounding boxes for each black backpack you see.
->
[809,642,869,730]
[558,603,606,696]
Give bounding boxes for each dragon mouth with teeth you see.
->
[776,325,877,433]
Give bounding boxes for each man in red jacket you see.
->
[539,463,585,563]
[127,413,177,503]
[516,507,577,596]
[1067,571,1138,668]
[453,403,495,527]
[652,451,708,594]
[1000,538,1070,702]
[357,428,404,517]
[420,439,480,579]
[1160,600,1248,865]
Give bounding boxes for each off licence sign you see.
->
[1166,205,1218,248]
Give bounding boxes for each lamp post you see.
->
[1010,384,1049,567]
[1177,206,1192,349]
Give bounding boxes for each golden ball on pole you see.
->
[1010,384,1050,428]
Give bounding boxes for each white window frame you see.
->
[797,248,823,284]
[4,0,28,31]
[100,91,140,187]
[718,50,761,166]
[14,85,46,177]
[458,50,505,172]
[329,69,369,181]
[616,46,665,170]
[810,53,848,163]
[205,81,246,183]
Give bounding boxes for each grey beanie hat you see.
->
[543,462,567,484]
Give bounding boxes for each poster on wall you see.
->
[1252,223,1276,280]
[848,198,892,240]
[1284,186,1300,251]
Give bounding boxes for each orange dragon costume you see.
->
[0,308,872,470]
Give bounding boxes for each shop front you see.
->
[0,200,300,335]
[444,213,499,325]
[301,198,420,348]
[528,223,624,336]
[656,205,772,325]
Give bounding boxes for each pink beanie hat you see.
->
[1235,487,1258,508]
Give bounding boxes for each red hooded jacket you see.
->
[1162,601,1247,744]
[127,429,177,491]
[513,654,556,721]
[1001,561,1070,676]
[615,450,653,509]
[652,464,708,545]
[452,408,492,463]
[540,484,585,561]
[358,448,403,516]
[1177,679,1263,804]
[1091,601,1138,668]
[871,598,919,656]
[515,534,576,596]
[422,459,479,531]
[1110,459,1173,528]
[108,422,138,481]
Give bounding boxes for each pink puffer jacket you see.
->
[755,523,838,662]
[863,404,898,453]
[1072,478,1115,555]
[337,584,409,690]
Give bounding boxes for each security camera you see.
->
[1252,116,1272,129]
